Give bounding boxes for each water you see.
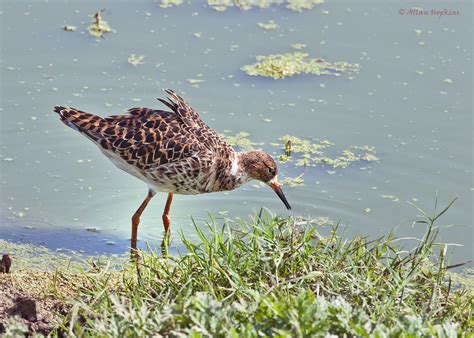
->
[1,0,472,261]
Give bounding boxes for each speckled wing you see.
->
[54,106,205,172]
[157,89,233,153]
[157,89,205,128]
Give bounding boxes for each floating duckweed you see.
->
[223,133,377,170]
[277,154,291,163]
[315,147,379,169]
[282,174,304,187]
[276,135,378,169]
[224,131,259,151]
[187,78,205,87]
[159,0,183,8]
[293,216,334,227]
[311,216,334,226]
[0,240,75,271]
[291,43,306,49]
[63,25,77,32]
[242,52,360,79]
[287,0,324,11]
[207,1,230,12]
[128,54,146,67]
[295,153,311,166]
[381,195,400,202]
[360,153,379,162]
[280,135,331,155]
[257,20,279,30]
[208,0,324,12]
[87,11,112,39]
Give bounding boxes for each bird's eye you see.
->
[268,167,276,175]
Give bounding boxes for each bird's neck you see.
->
[230,152,251,185]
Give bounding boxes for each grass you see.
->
[2,200,473,336]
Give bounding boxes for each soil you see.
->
[0,266,71,335]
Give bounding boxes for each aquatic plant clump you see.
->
[286,0,324,11]
[277,135,378,169]
[87,11,112,39]
[291,43,306,49]
[223,131,261,151]
[159,0,183,8]
[282,173,305,186]
[257,20,279,30]
[222,132,377,170]
[242,52,360,79]
[207,0,324,12]
[187,78,205,87]
[127,54,146,67]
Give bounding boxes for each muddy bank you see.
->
[0,269,71,335]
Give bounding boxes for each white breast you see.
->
[230,154,239,176]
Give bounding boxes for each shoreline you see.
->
[1,210,473,336]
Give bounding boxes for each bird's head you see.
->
[238,150,291,210]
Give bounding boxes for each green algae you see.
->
[0,239,124,272]
[187,78,205,87]
[128,54,146,67]
[314,146,379,169]
[159,0,183,8]
[282,174,305,187]
[277,154,291,163]
[224,131,260,151]
[87,11,112,39]
[222,132,377,171]
[257,20,279,30]
[276,135,378,169]
[242,52,360,79]
[381,194,400,202]
[208,0,324,12]
[291,43,306,50]
[294,215,335,227]
[287,0,324,12]
[295,153,311,167]
[280,135,332,155]
[0,240,76,271]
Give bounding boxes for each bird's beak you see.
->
[268,177,291,210]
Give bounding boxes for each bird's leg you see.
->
[130,189,155,260]
[161,192,173,257]
[162,192,173,234]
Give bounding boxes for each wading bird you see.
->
[54,90,291,255]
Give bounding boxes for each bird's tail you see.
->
[54,106,108,142]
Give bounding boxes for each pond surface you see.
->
[1,0,472,261]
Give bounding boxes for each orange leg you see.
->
[131,189,155,257]
[162,192,173,233]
